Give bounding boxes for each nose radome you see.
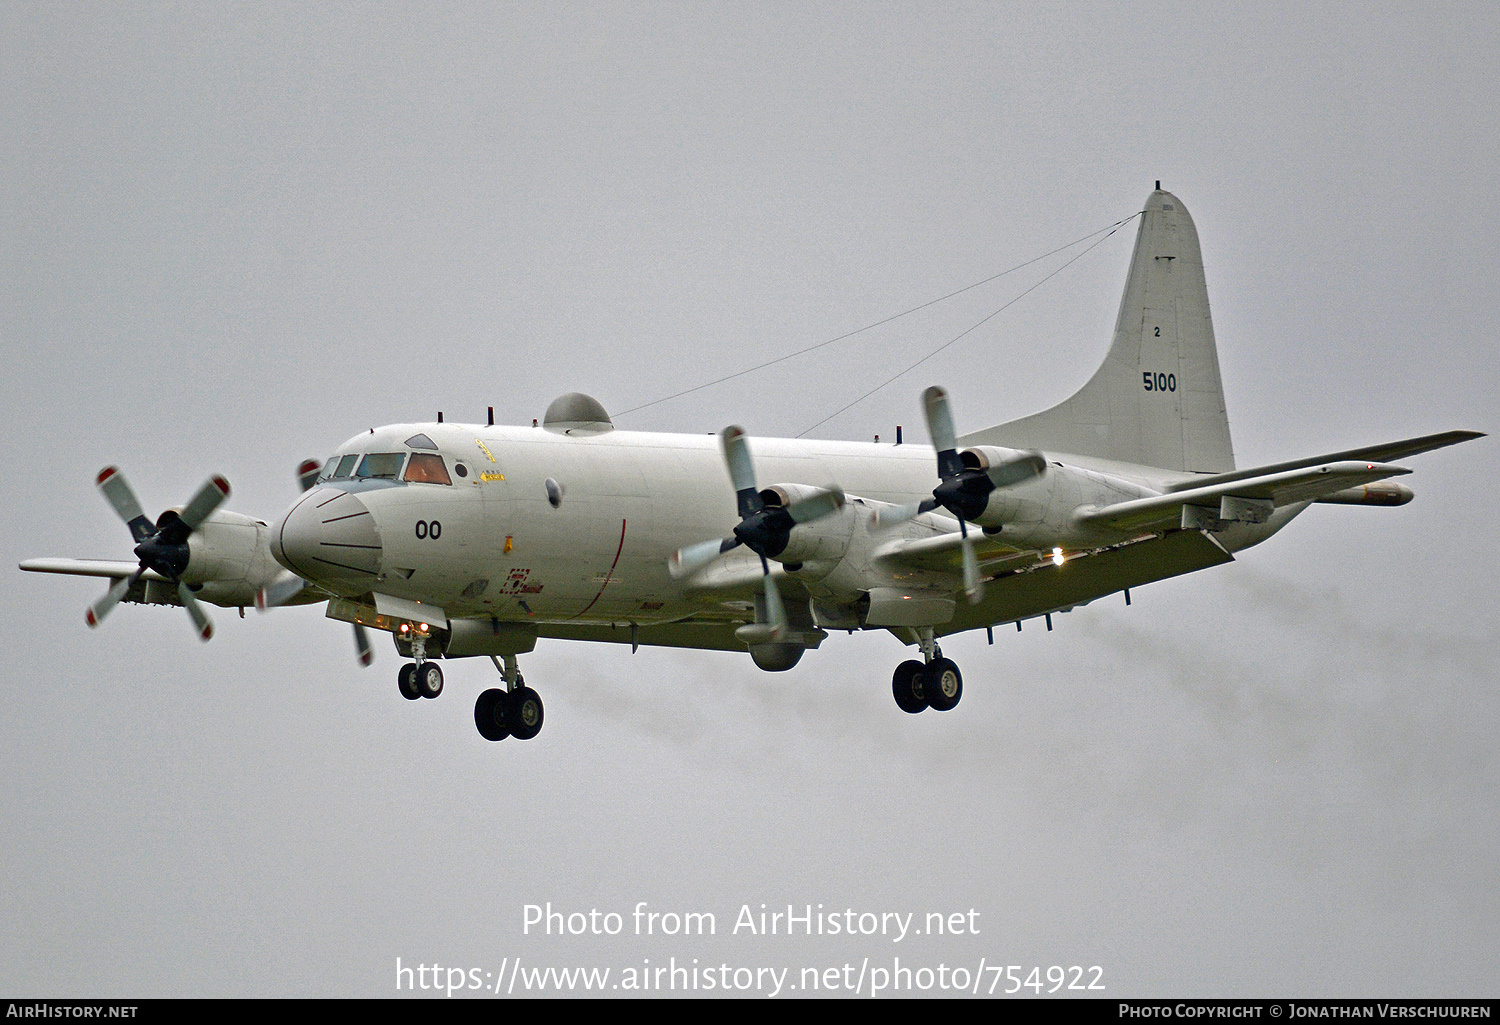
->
[273,487,382,587]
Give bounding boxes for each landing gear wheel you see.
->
[416,661,444,699]
[892,659,928,714]
[923,657,962,712]
[474,688,511,742]
[507,686,544,740]
[398,663,420,700]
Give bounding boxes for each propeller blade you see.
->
[958,520,983,604]
[873,498,937,529]
[669,537,738,579]
[721,426,763,517]
[784,486,845,525]
[177,582,214,641]
[255,570,307,612]
[177,475,231,532]
[759,556,788,640]
[86,571,141,628]
[96,467,155,543]
[297,459,322,492]
[922,386,961,474]
[985,451,1048,489]
[353,623,373,667]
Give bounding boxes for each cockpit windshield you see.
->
[354,453,406,480]
[320,453,361,482]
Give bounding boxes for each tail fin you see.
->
[961,187,1235,473]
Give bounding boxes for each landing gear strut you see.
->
[891,629,963,714]
[474,654,545,742]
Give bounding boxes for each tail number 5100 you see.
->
[1143,372,1177,392]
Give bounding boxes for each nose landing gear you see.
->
[396,630,444,700]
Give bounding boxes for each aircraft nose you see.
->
[273,487,383,588]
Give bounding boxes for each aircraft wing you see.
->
[1076,461,1412,533]
[872,526,1040,575]
[19,558,169,581]
[937,529,1235,637]
[1161,430,1484,494]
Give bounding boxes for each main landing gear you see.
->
[891,630,963,714]
[474,654,545,742]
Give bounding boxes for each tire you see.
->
[923,658,962,712]
[416,661,444,699]
[892,659,928,714]
[398,663,420,701]
[474,688,511,742]
[507,686,545,740]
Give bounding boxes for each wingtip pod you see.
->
[1315,481,1416,506]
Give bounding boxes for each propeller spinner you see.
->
[669,426,844,640]
[86,467,231,640]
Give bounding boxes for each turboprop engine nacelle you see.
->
[956,445,1048,527]
[758,484,856,566]
[180,511,285,607]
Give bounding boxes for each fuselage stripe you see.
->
[568,519,628,620]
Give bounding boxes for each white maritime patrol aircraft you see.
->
[21,186,1483,743]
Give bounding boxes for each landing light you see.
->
[1052,547,1065,567]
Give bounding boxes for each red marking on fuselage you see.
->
[568,519,627,620]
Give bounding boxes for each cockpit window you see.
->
[403,453,452,485]
[355,453,406,479]
[404,433,439,450]
[319,454,360,482]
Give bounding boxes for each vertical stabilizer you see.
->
[961,188,1234,473]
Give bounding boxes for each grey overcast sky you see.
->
[2,1,1496,998]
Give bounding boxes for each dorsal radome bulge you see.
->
[543,393,614,436]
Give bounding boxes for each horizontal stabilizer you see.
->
[1077,461,1411,533]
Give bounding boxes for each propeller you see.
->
[669,426,845,639]
[86,466,231,640]
[878,387,1047,603]
[255,458,373,667]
